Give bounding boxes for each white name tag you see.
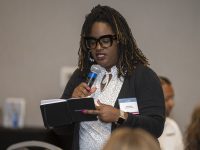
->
[119,98,139,114]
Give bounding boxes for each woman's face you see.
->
[88,22,118,71]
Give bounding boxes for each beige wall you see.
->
[0,0,200,133]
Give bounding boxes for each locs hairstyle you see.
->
[78,5,148,77]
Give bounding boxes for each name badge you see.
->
[118,98,139,115]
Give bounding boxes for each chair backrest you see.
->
[6,140,62,150]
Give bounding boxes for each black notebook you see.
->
[40,97,97,128]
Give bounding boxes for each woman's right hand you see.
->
[72,82,97,98]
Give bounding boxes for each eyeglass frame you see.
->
[84,34,117,50]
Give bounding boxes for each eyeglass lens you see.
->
[85,35,116,49]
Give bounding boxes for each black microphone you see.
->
[86,65,101,87]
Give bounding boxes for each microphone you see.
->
[86,65,101,87]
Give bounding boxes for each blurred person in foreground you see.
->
[54,5,165,150]
[103,127,161,150]
[185,105,200,150]
[158,76,184,150]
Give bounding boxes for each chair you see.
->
[6,140,62,150]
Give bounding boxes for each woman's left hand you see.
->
[84,100,120,123]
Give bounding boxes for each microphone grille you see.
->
[90,65,101,74]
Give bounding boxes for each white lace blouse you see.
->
[79,65,124,150]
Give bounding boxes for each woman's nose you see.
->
[96,41,103,50]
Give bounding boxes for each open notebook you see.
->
[40,97,97,128]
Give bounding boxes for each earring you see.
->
[88,51,94,62]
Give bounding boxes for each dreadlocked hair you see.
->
[78,5,149,78]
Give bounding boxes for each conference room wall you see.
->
[0,0,199,133]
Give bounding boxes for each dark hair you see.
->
[159,76,171,85]
[185,105,200,150]
[78,5,148,77]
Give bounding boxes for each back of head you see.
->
[103,128,160,150]
[185,105,200,150]
[159,76,171,86]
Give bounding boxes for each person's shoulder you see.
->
[166,117,183,138]
[72,68,85,76]
[166,117,181,129]
[72,67,81,73]
[166,117,177,124]
[69,67,86,81]
[132,64,157,78]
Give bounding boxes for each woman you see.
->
[57,5,165,150]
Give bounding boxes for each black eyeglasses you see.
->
[84,34,117,49]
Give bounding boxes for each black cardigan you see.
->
[55,64,165,150]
